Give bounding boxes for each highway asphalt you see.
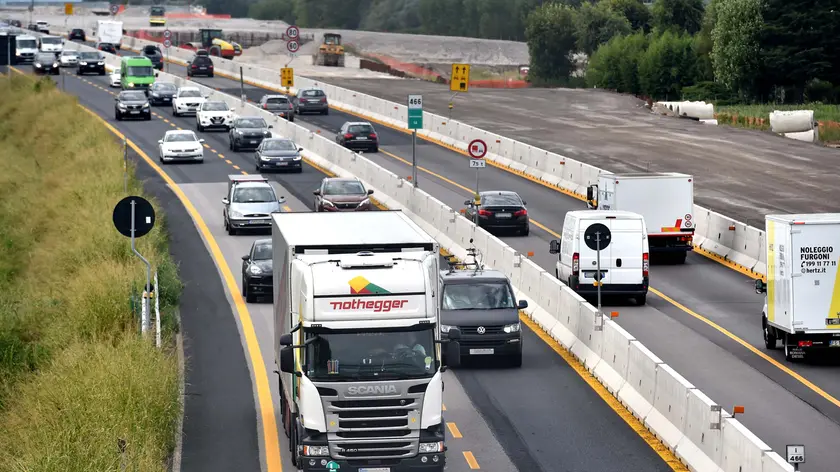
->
[139,60,840,470]
[36,54,684,471]
[323,78,840,227]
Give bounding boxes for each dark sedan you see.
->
[96,42,117,55]
[76,51,106,75]
[68,28,86,41]
[255,138,303,173]
[464,190,530,235]
[336,121,378,152]
[142,44,164,70]
[114,90,151,121]
[258,94,294,122]
[186,54,214,77]
[241,238,273,303]
[148,81,176,105]
[293,88,328,115]
[229,117,273,151]
[32,53,59,75]
[314,177,374,212]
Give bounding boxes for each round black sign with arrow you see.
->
[112,196,156,238]
[584,223,611,251]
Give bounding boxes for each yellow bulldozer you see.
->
[313,33,345,67]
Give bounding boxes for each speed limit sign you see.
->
[286,25,299,40]
[287,40,299,54]
[163,29,171,39]
[163,39,171,48]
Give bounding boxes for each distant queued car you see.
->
[464,190,530,235]
[228,116,272,151]
[148,81,176,105]
[186,54,214,77]
[254,138,303,173]
[258,94,294,122]
[58,50,79,67]
[313,177,374,212]
[195,100,234,132]
[32,52,59,75]
[158,130,206,164]
[171,86,206,116]
[76,51,106,75]
[142,44,164,70]
[109,67,122,87]
[241,238,273,303]
[114,90,151,121]
[68,28,86,41]
[336,121,379,153]
[96,42,117,55]
[293,88,328,115]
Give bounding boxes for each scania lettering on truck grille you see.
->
[329,298,409,312]
[346,385,399,395]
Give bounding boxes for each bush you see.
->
[0,75,181,471]
[638,29,699,100]
[525,2,579,82]
[681,80,737,104]
[586,31,649,95]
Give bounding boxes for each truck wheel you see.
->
[673,252,687,264]
[763,318,777,349]
[289,419,299,466]
[635,294,647,306]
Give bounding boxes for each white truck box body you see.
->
[596,172,694,235]
[766,213,840,333]
[96,20,123,48]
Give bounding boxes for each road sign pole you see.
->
[412,130,417,188]
[239,66,245,106]
[123,136,128,193]
[596,231,602,317]
[130,200,152,335]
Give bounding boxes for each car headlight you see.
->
[229,210,243,218]
[503,322,521,333]
[249,265,262,275]
[127,82,135,88]
[79,61,87,65]
[142,102,150,108]
[34,63,41,67]
[302,445,329,456]
[263,130,271,136]
[151,92,159,97]
[419,442,444,453]
[52,63,58,67]
[236,130,244,135]
[322,199,335,207]
[260,155,270,161]
[97,61,104,65]
[118,103,126,109]
[293,155,301,161]
[15,51,20,56]
[358,198,370,207]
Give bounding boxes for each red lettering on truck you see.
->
[329,299,409,312]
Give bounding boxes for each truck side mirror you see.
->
[586,185,597,209]
[445,340,461,368]
[518,300,528,309]
[279,333,293,346]
[755,279,767,294]
[279,346,296,374]
[549,239,561,254]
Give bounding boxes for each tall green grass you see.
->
[0,75,182,471]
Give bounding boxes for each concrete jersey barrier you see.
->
[58,36,793,472]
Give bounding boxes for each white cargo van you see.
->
[755,213,840,361]
[587,172,695,263]
[549,210,649,305]
[15,34,38,63]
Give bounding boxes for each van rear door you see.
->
[578,220,613,285]
[608,218,645,285]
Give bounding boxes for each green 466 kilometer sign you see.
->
[407,94,423,130]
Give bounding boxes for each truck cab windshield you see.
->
[127,66,154,77]
[305,327,436,381]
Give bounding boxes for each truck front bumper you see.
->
[299,454,445,472]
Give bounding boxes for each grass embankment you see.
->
[0,75,182,470]
[715,103,840,143]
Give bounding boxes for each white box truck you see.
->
[96,20,123,50]
[755,214,840,361]
[587,172,695,263]
[273,211,461,472]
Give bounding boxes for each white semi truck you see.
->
[755,213,840,361]
[587,172,695,263]
[273,211,461,472]
[96,20,123,50]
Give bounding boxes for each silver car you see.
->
[58,49,78,67]
[222,175,286,235]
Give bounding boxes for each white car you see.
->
[172,86,206,117]
[58,50,78,67]
[158,130,205,164]
[196,100,234,132]
[109,68,121,87]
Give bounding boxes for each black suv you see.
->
[148,81,177,105]
[241,238,273,303]
[229,116,272,151]
[68,28,86,41]
[336,121,379,153]
[32,53,58,75]
[142,44,164,70]
[186,54,214,77]
[76,51,105,75]
[115,90,151,121]
[96,42,117,55]
[439,249,527,367]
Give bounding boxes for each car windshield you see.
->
[127,66,153,76]
[79,52,100,60]
[203,102,228,111]
[348,124,374,134]
[236,118,266,128]
[17,39,36,48]
[252,242,272,260]
[324,180,365,195]
[265,97,289,105]
[442,282,515,310]
[165,133,197,143]
[179,89,201,98]
[263,140,296,151]
[36,54,55,62]
[233,186,275,203]
[61,51,76,56]
[305,326,436,381]
[112,68,121,74]
[41,37,60,44]
[154,83,176,92]
[302,90,324,97]
[143,46,160,54]
[120,91,146,101]
[482,193,522,207]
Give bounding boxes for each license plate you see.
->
[470,348,494,355]
[495,213,511,219]
[359,469,390,472]
[249,220,263,225]
[163,98,170,101]
[357,137,368,140]
[250,140,257,144]
[276,162,288,166]
[130,111,139,114]
[830,340,840,347]
[200,67,206,70]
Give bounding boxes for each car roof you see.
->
[235,116,265,120]
[17,35,36,39]
[234,181,272,189]
[346,121,373,126]
[253,238,271,246]
[480,190,520,197]
[440,268,510,283]
[165,130,196,137]
[203,100,228,105]
[178,86,200,91]
[324,177,362,183]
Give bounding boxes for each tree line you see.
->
[528,0,840,103]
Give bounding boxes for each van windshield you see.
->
[126,66,154,77]
[41,37,61,44]
[17,39,36,49]
[442,282,515,310]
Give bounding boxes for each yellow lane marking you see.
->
[226,159,233,164]
[77,104,284,472]
[232,165,240,170]
[650,288,840,409]
[218,153,226,159]
[203,143,210,148]
[520,315,689,471]
[463,451,480,469]
[282,205,292,212]
[442,403,446,411]
[446,422,462,439]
